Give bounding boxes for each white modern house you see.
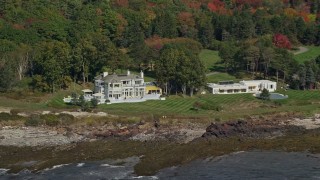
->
[207,80,277,94]
[93,70,162,104]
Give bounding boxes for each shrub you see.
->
[91,98,98,108]
[0,112,22,121]
[259,88,270,100]
[10,109,22,116]
[209,39,221,50]
[0,112,13,121]
[40,114,60,126]
[25,114,43,126]
[59,113,75,125]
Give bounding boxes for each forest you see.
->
[0,0,320,95]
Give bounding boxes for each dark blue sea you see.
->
[1,151,320,180]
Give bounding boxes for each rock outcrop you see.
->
[202,119,296,139]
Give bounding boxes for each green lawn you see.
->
[98,93,256,118]
[294,46,320,63]
[206,73,239,83]
[98,90,320,120]
[199,49,222,71]
[1,88,320,122]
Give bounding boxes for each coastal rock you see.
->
[202,120,286,139]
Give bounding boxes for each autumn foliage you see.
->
[273,34,292,49]
[208,0,225,13]
[233,0,263,8]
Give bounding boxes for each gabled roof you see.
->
[95,73,143,83]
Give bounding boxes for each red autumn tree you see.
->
[208,0,225,12]
[273,34,291,49]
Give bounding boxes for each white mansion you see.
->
[207,80,277,94]
[93,70,162,104]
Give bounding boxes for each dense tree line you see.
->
[0,0,320,94]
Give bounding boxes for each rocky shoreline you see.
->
[1,111,320,147]
[1,111,320,175]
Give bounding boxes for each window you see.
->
[114,84,120,88]
[249,86,256,90]
[270,85,273,89]
[219,90,224,93]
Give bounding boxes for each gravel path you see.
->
[293,46,309,55]
[206,72,220,77]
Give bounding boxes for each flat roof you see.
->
[240,80,275,83]
[82,89,93,93]
[207,83,247,89]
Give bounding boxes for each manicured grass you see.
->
[199,49,222,71]
[98,93,256,117]
[206,73,239,83]
[2,88,320,122]
[294,46,320,63]
[98,90,320,121]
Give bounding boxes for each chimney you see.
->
[127,70,130,76]
[140,70,144,79]
[103,72,108,77]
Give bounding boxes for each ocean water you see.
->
[1,151,320,180]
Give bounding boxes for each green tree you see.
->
[244,45,260,77]
[219,42,238,72]
[33,41,71,92]
[259,88,270,100]
[260,47,275,78]
[128,32,152,70]
[306,66,316,89]
[73,38,97,83]
[155,46,179,94]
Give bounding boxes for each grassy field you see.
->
[294,46,320,63]
[199,49,222,71]
[1,86,320,122]
[97,90,320,120]
[206,73,239,83]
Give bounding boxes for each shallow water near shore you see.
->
[2,151,320,179]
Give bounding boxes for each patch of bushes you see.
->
[25,113,76,127]
[10,109,22,116]
[25,114,43,126]
[59,113,75,125]
[0,112,22,121]
[192,101,222,111]
[40,114,60,126]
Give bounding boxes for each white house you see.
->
[207,80,276,94]
[93,70,162,104]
